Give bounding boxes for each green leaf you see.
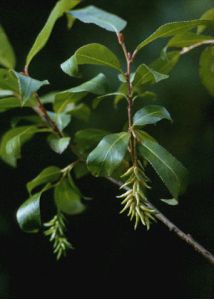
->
[47,136,71,154]
[133,64,169,88]
[167,32,214,48]
[64,73,108,95]
[0,69,19,92]
[150,51,181,76]
[93,92,128,109]
[136,19,211,51]
[13,72,49,105]
[0,90,14,98]
[16,192,42,233]
[138,133,188,199]
[54,176,85,215]
[68,103,91,122]
[197,8,214,34]
[199,46,214,97]
[133,105,172,127]
[74,128,109,158]
[113,83,129,107]
[69,5,127,33]
[0,126,38,167]
[27,166,62,194]
[73,162,89,179]
[54,92,86,113]
[0,97,21,112]
[54,74,108,113]
[26,0,80,67]
[61,43,122,77]
[48,112,71,131]
[0,25,16,69]
[160,198,178,206]
[87,132,130,177]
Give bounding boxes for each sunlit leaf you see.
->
[13,72,49,105]
[47,136,71,154]
[160,198,178,206]
[151,53,180,82]
[197,8,214,34]
[133,64,169,88]
[0,97,21,112]
[167,32,214,48]
[16,192,42,233]
[48,112,71,131]
[0,25,16,69]
[61,43,122,77]
[87,132,130,177]
[0,69,19,92]
[136,19,211,51]
[27,166,62,194]
[69,5,127,33]
[0,126,38,167]
[133,105,172,127]
[26,0,80,67]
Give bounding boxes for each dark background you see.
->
[0,0,214,298]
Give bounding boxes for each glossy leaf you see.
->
[87,132,130,177]
[136,19,210,51]
[167,32,214,48]
[47,136,71,154]
[133,105,172,127]
[0,126,38,167]
[13,72,49,105]
[0,90,14,98]
[26,0,80,67]
[54,176,85,215]
[197,8,214,34]
[0,69,19,92]
[54,73,108,113]
[150,51,181,76]
[48,112,71,131]
[27,166,62,194]
[138,133,188,199]
[93,92,127,109]
[69,5,127,33]
[0,25,16,69]
[74,128,109,158]
[0,97,21,112]
[61,43,122,77]
[16,192,42,233]
[133,64,169,88]
[160,198,178,206]
[199,46,214,97]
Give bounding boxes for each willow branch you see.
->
[107,177,214,266]
[33,93,63,138]
[23,68,63,138]
[180,39,214,55]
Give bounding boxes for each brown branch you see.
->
[33,93,63,138]
[23,67,63,138]
[107,177,214,266]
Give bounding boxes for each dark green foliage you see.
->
[0,0,213,260]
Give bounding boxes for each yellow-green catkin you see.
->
[117,163,156,230]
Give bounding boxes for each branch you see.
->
[107,177,214,266]
[33,93,63,138]
[180,39,214,55]
[23,68,63,138]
